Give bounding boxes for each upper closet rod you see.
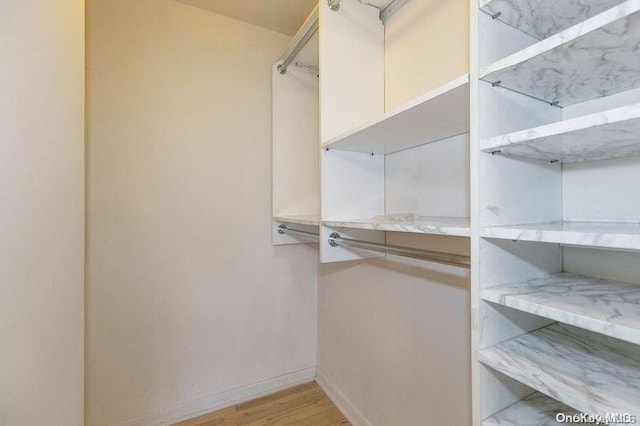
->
[379,0,410,23]
[329,0,411,24]
[329,232,471,269]
[277,5,319,74]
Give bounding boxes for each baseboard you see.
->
[316,368,372,426]
[111,367,316,426]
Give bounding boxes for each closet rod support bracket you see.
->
[329,232,341,247]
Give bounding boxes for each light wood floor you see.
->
[175,382,350,426]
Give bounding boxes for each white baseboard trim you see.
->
[111,367,316,426]
[316,368,372,426]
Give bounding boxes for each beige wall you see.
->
[318,0,472,424]
[0,1,85,425]
[384,0,470,110]
[318,254,471,425]
[86,1,317,424]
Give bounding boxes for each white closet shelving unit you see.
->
[318,0,471,263]
[321,74,471,241]
[274,0,640,423]
[274,0,471,266]
[473,0,640,424]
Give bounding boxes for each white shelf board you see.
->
[482,392,595,426]
[482,272,640,345]
[323,214,471,237]
[482,221,640,251]
[481,102,640,162]
[480,0,640,107]
[321,75,470,155]
[273,214,321,226]
[479,323,640,418]
[480,0,627,40]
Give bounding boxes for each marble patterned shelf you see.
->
[323,215,471,237]
[482,221,640,251]
[480,0,626,40]
[480,102,640,162]
[480,0,640,107]
[479,323,640,418]
[273,214,321,226]
[321,75,470,155]
[482,392,595,426]
[482,272,640,345]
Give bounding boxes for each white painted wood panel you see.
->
[386,133,470,218]
[563,247,640,285]
[319,0,384,142]
[318,0,385,262]
[478,11,538,70]
[321,149,385,262]
[563,156,640,222]
[272,31,320,245]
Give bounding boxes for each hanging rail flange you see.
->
[328,232,470,268]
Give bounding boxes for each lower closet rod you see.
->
[277,224,320,239]
[329,232,471,269]
[277,226,470,268]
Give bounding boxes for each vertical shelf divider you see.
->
[319,0,386,263]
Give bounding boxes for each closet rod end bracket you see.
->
[328,232,341,247]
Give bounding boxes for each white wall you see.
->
[86,1,317,424]
[318,0,472,424]
[0,1,85,425]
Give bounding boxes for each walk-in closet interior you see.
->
[3,0,640,424]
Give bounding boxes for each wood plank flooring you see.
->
[175,382,350,426]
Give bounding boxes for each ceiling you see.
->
[175,0,319,35]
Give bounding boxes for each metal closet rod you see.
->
[329,232,471,269]
[379,0,411,23]
[278,0,411,74]
[277,225,470,268]
[278,224,320,239]
[329,0,411,24]
[277,5,319,74]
